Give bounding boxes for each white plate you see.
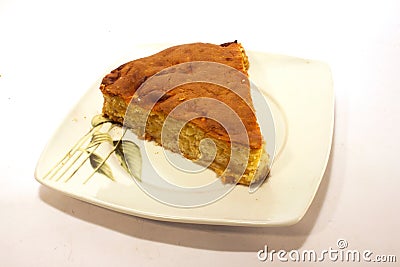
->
[35,45,334,226]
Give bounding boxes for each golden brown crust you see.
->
[100,42,248,102]
[100,42,262,149]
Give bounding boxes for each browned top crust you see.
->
[100,42,262,149]
[101,42,248,101]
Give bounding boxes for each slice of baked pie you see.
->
[100,41,269,185]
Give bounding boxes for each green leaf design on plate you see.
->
[89,152,115,181]
[113,140,142,182]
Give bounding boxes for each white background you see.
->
[1,0,399,266]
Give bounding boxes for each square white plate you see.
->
[35,45,334,226]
